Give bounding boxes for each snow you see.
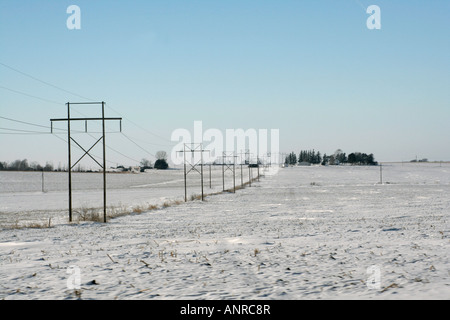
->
[0,163,449,300]
[0,166,230,226]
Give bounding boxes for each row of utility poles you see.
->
[179,143,272,202]
[51,103,273,223]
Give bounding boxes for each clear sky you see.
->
[1,0,449,167]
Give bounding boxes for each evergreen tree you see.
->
[348,153,356,164]
[154,159,169,169]
[316,151,322,164]
[289,152,297,165]
[321,153,328,165]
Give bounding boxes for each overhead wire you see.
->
[0,61,175,163]
[0,61,92,101]
[0,85,62,105]
[0,115,58,130]
[0,61,173,144]
[0,127,50,134]
[85,132,141,164]
[121,132,156,158]
[1,113,139,164]
[0,115,103,134]
[0,115,132,166]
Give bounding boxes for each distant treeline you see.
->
[285,149,378,166]
[0,158,170,172]
[0,159,57,172]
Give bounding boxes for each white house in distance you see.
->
[129,166,140,174]
[107,165,143,173]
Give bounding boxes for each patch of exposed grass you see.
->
[1,175,264,229]
[190,194,203,201]
[75,207,104,223]
[2,218,53,230]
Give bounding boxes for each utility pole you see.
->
[222,151,237,193]
[178,143,209,201]
[209,163,212,189]
[41,169,45,193]
[246,150,254,187]
[51,102,122,223]
[380,163,383,184]
[257,157,260,182]
[239,150,245,187]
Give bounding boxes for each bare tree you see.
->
[155,151,169,169]
[140,158,153,167]
[156,151,168,161]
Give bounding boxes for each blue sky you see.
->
[0,0,449,166]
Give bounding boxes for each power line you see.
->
[106,104,174,144]
[0,127,50,134]
[1,61,173,145]
[2,114,162,167]
[67,106,163,160]
[1,119,154,163]
[0,85,63,105]
[66,108,155,161]
[86,132,141,164]
[0,62,92,101]
[1,114,140,163]
[0,115,55,130]
[0,115,100,134]
[2,113,149,170]
[119,131,176,147]
[1,62,175,161]
[0,132,50,135]
[121,132,156,158]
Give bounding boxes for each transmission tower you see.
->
[50,102,122,223]
[178,143,209,202]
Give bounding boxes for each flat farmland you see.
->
[0,163,448,299]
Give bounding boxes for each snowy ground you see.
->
[0,165,243,226]
[0,163,449,300]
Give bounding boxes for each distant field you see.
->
[0,164,261,227]
[0,163,448,299]
[0,162,449,227]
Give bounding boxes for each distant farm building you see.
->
[130,166,140,174]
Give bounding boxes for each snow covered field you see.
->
[0,166,240,227]
[0,163,449,300]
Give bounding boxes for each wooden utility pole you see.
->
[222,152,237,193]
[51,102,122,223]
[380,163,383,184]
[178,143,209,201]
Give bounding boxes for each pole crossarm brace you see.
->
[50,101,121,223]
[69,136,103,169]
[222,151,237,173]
[50,117,123,121]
